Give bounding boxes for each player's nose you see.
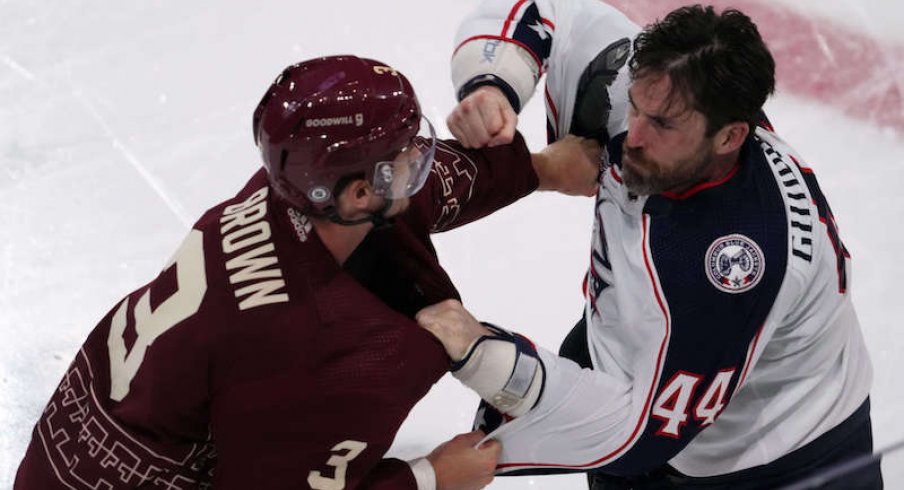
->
[624,119,648,149]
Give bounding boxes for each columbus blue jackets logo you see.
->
[705,234,765,294]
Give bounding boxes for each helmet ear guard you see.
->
[253,55,436,217]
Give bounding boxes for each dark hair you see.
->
[629,5,775,136]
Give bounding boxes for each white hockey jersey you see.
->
[452,0,873,478]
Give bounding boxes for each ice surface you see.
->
[1,0,901,488]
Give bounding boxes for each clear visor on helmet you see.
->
[372,116,436,200]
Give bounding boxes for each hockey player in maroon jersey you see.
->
[14,55,600,489]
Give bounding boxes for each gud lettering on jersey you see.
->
[760,137,816,264]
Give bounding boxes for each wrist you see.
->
[407,457,436,490]
[530,152,556,191]
[457,75,522,113]
[453,324,493,361]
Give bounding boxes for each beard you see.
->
[621,141,715,196]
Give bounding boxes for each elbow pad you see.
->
[451,323,545,417]
[451,39,541,114]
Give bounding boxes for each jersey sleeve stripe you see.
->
[578,214,673,467]
[544,84,559,130]
[501,0,531,38]
[498,214,672,470]
[735,322,766,392]
[633,213,674,448]
[789,154,815,174]
[495,215,673,472]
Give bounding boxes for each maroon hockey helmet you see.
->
[253,55,436,214]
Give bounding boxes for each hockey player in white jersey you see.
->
[420,2,883,488]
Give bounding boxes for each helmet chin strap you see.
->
[324,198,395,229]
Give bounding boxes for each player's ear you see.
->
[713,121,749,156]
[334,179,374,219]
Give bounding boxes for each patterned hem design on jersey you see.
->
[37,349,215,489]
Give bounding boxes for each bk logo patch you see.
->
[705,234,764,294]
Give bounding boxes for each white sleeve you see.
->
[451,0,554,112]
[451,0,640,140]
[481,347,636,473]
[406,457,436,490]
[540,0,639,140]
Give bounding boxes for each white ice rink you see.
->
[1,0,902,488]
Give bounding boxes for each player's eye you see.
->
[652,117,671,130]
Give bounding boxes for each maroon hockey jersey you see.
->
[15,136,537,489]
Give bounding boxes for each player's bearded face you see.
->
[621,75,716,196]
[622,136,714,196]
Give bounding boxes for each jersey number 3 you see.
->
[308,441,368,490]
[107,230,208,401]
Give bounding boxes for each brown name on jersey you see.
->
[219,186,289,310]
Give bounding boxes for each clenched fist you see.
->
[447,85,518,149]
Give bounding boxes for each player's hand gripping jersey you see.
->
[15,136,538,489]
[452,0,873,478]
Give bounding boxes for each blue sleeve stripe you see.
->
[545,85,559,142]
[499,1,553,71]
[636,212,675,451]
[500,0,530,38]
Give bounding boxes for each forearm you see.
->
[531,136,602,196]
[417,302,649,472]
[417,134,538,233]
[531,151,562,192]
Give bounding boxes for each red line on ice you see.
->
[606,0,904,132]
